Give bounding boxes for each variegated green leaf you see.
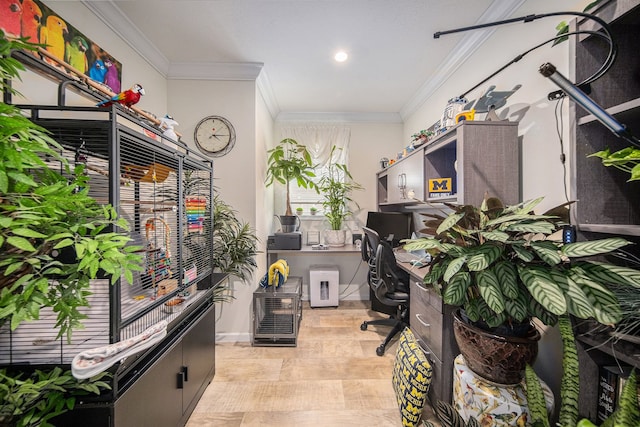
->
[518,266,567,315]
[505,292,529,322]
[525,364,550,427]
[512,244,535,262]
[476,270,505,314]
[436,212,465,235]
[528,297,558,326]
[558,315,580,427]
[570,270,621,325]
[561,237,631,258]
[484,310,507,328]
[494,261,518,298]
[444,256,467,282]
[434,400,466,427]
[403,238,441,252]
[516,197,545,215]
[443,272,470,306]
[479,230,509,242]
[548,269,594,319]
[613,370,640,427]
[465,299,480,322]
[575,261,640,289]
[467,244,502,271]
[506,221,557,234]
[531,241,562,266]
[440,243,467,257]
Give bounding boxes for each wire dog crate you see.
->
[252,276,302,346]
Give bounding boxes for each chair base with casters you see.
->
[360,303,409,356]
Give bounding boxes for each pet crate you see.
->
[252,276,302,346]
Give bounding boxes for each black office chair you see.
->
[360,238,410,356]
[361,226,380,283]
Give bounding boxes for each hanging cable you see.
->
[434,11,616,99]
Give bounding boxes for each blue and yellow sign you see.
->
[428,178,452,192]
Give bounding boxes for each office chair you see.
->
[360,238,410,356]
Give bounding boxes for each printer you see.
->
[267,232,302,250]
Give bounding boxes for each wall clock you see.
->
[194,115,236,157]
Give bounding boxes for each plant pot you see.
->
[276,215,300,233]
[452,310,541,385]
[323,229,346,247]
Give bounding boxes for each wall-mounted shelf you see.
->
[569,0,640,420]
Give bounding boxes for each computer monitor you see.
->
[365,211,412,247]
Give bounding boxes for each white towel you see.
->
[72,320,168,380]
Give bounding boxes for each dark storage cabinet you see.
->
[569,0,640,420]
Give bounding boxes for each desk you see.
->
[267,245,366,301]
[396,255,459,406]
[267,244,361,263]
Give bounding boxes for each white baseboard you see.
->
[216,332,251,343]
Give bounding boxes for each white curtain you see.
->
[278,124,351,205]
[279,124,350,170]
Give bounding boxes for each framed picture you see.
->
[1,0,123,93]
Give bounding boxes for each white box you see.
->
[309,265,339,307]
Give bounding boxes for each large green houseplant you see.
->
[265,138,318,217]
[403,195,640,383]
[318,146,363,246]
[0,31,142,426]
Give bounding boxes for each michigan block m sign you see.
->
[428,178,453,199]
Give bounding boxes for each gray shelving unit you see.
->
[568,0,640,421]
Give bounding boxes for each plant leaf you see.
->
[476,269,505,314]
[443,256,466,282]
[494,261,518,298]
[518,266,567,315]
[561,237,631,258]
[442,271,470,306]
[466,244,502,271]
[525,364,550,427]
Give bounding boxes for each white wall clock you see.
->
[194,115,236,157]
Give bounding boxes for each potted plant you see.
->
[318,146,363,247]
[265,138,317,231]
[310,207,318,215]
[403,195,640,384]
[295,207,304,216]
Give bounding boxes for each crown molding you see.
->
[400,0,526,120]
[81,0,170,77]
[168,61,263,81]
[256,69,280,119]
[276,111,402,124]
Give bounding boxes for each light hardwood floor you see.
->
[186,300,439,426]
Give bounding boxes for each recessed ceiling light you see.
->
[334,51,348,62]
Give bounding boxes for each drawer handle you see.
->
[415,313,431,328]
[414,281,429,292]
[415,339,434,364]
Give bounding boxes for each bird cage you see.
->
[252,276,302,346]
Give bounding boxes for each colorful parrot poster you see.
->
[0,0,123,94]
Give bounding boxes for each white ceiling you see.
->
[82,0,572,121]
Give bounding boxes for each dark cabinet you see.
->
[406,269,459,405]
[54,300,217,427]
[569,0,640,420]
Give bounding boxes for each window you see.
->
[279,125,350,214]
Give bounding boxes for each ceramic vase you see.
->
[323,229,346,247]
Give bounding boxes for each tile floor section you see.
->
[186,300,439,426]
